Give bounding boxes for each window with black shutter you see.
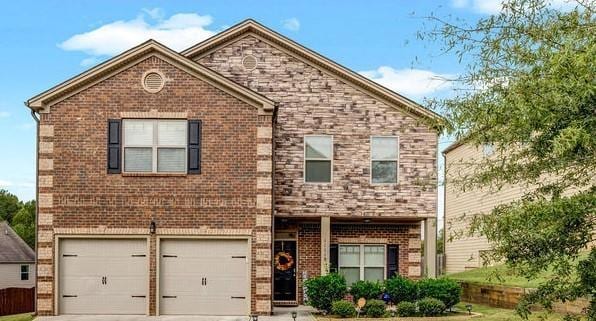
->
[107,119,121,173]
[386,244,399,278]
[187,120,202,174]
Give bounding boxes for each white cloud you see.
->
[282,18,300,31]
[360,67,454,98]
[0,111,9,118]
[0,180,13,187]
[452,0,575,14]
[59,10,216,57]
[80,57,102,67]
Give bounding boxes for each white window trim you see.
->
[303,135,333,184]
[370,136,399,185]
[122,119,188,174]
[338,244,386,283]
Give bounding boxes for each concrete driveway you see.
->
[36,306,315,321]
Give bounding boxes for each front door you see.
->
[273,240,297,301]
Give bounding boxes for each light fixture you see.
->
[251,314,258,321]
[291,311,298,321]
[149,220,156,234]
[364,218,371,223]
[465,304,473,315]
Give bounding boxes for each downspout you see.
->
[29,107,40,316]
[441,150,447,275]
[270,103,278,313]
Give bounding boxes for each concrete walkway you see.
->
[36,306,315,321]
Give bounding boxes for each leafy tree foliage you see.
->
[421,0,595,318]
[0,189,21,223]
[11,200,36,248]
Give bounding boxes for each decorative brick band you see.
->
[120,110,188,119]
[37,264,52,277]
[256,248,271,261]
[39,125,54,137]
[158,228,252,236]
[256,215,272,227]
[38,229,54,243]
[38,246,53,260]
[37,298,52,312]
[256,300,271,313]
[39,142,54,154]
[54,227,147,235]
[256,265,271,278]
[255,231,271,244]
[38,212,53,225]
[256,160,272,172]
[257,144,272,156]
[38,281,53,294]
[408,266,421,277]
[408,252,421,263]
[256,282,271,295]
[38,194,53,208]
[256,176,272,190]
[39,175,53,188]
[336,237,387,244]
[257,127,272,139]
[39,159,54,171]
[408,238,422,249]
[256,195,272,209]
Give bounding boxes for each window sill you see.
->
[121,172,187,177]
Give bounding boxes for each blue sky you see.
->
[0,1,505,223]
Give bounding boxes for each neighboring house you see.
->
[0,221,35,289]
[443,141,529,273]
[26,20,440,316]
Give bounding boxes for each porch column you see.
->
[424,218,437,278]
[320,216,330,275]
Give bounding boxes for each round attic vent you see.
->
[242,55,258,71]
[142,70,165,93]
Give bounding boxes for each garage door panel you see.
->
[159,239,249,315]
[59,239,147,315]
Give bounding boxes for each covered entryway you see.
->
[159,239,249,315]
[58,238,148,315]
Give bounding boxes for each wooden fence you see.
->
[0,287,35,316]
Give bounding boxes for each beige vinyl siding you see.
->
[444,144,528,273]
[0,263,35,289]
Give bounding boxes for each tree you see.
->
[11,200,36,248]
[421,0,595,318]
[0,189,21,223]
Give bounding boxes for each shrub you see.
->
[350,280,383,302]
[417,278,461,310]
[364,299,386,318]
[417,297,446,316]
[396,301,417,317]
[331,300,356,318]
[385,275,418,304]
[304,273,348,312]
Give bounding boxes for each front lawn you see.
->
[314,302,566,321]
[0,314,34,321]
[448,265,547,288]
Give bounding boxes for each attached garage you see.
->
[58,238,148,315]
[159,238,250,315]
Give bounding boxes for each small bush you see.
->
[385,275,418,304]
[331,300,356,318]
[304,273,348,312]
[417,278,461,310]
[365,299,386,318]
[418,297,446,316]
[350,280,383,302]
[396,301,417,317]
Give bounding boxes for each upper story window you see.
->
[304,135,333,183]
[20,265,29,281]
[371,136,399,184]
[339,244,385,285]
[123,119,187,173]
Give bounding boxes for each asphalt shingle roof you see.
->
[0,221,35,263]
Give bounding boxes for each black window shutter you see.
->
[188,120,202,174]
[107,119,121,174]
[329,244,339,274]
[387,244,399,278]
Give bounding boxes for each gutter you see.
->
[29,107,39,316]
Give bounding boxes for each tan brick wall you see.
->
[198,35,438,219]
[36,56,273,315]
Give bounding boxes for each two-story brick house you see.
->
[26,20,440,316]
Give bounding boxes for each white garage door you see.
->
[59,238,148,315]
[159,239,249,315]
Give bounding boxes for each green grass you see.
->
[448,265,549,288]
[0,313,34,321]
[453,303,565,321]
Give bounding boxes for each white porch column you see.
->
[320,216,331,275]
[424,218,437,278]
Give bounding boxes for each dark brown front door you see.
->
[273,240,297,301]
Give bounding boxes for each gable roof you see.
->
[0,221,34,263]
[26,40,275,113]
[182,19,445,129]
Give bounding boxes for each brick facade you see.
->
[35,56,273,315]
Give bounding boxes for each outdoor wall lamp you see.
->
[149,220,156,234]
[291,311,298,320]
[251,314,258,321]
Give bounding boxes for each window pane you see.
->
[124,121,153,146]
[305,160,331,182]
[158,148,185,172]
[340,267,360,285]
[124,147,152,172]
[20,265,28,273]
[305,136,332,159]
[364,245,385,266]
[364,267,384,282]
[372,161,397,183]
[158,121,186,146]
[371,137,398,159]
[339,245,360,266]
